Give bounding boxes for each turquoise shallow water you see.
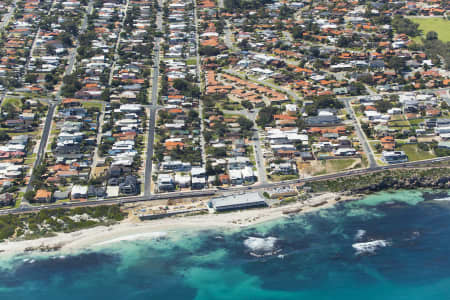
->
[1,190,450,300]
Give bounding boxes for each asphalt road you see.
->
[23,0,94,204]
[12,2,450,213]
[7,155,450,216]
[222,109,267,183]
[342,99,377,168]
[108,0,130,85]
[0,0,17,30]
[23,0,62,78]
[144,1,163,196]
[60,1,93,85]
[23,103,56,202]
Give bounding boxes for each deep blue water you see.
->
[2,190,450,300]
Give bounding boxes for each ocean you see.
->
[1,189,450,300]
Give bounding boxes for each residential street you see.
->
[222,109,268,183]
[24,0,95,204]
[144,0,163,196]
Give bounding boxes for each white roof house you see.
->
[174,174,190,186]
[72,185,88,196]
[119,104,142,113]
[191,167,206,178]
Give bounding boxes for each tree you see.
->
[224,0,272,11]
[337,36,351,48]
[256,105,278,127]
[61,19,79,36]
[24,74,37,84]
[172,79,200,98]
[24,190,35,202]
[199,45,220,56]
[315,95,343,110]
[418,143,429,151]
[426,31,438,41]
[392,16,421,37]
[61,74,82,97]
[173,79,189,91]
[388,56,406,73]
[187,110,199,123]
[203,130,213,143]
[309,47,320,58]
[45,73,55,83]
[2,103,17,118]
[237,39,250,51]
[0,131,10,142]
[215,20,225,34]
[375,100,393,113]
[241,100,253,110]
[59,31,73,47]
[237,116,253,131]
[279,5,293,19]
[291,25,304,39]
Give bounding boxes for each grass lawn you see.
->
[24,157,37,166]
[389,120,410,127]
[313,158,361,175]
[269,174,299,182]
[56,198,71,203]
[408,118,425,126]
[14,198,22,208]
[186,58,197,65]
[50,129,60,136]
[409,17,450,42]
[82,102,103,110]
[369,141,381,153]
[221,102,243,110]
[399,144,436,161]
[390,115,404,121]
[326,158,360,171]
[2,97,22,108]
[361,154,368,168]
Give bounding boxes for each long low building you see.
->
[209,192,267,212]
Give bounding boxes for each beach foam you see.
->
[244,237,277,252]
[352,240,390,255]
[431,197,450,201]
[244,237,281,257]
[94,232,168,246]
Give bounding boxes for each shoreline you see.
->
[0,193,344,258]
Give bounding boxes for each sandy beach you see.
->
[0,193,342,257]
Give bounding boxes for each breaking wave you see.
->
[352,240,390,255]
[244,237,281,257]
[431,197,450,202]
[244,237,277,252]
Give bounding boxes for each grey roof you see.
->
[210,192,266,209]
[53,191,70,199]
[306,115,339,126]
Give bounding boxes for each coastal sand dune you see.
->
[0,193,340,257]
